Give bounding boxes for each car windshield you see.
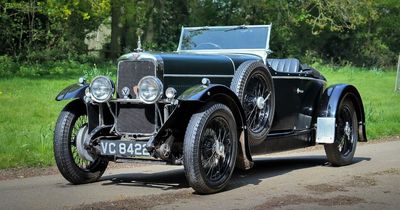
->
[178,25,271,51]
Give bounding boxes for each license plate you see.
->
[99,140,150,157]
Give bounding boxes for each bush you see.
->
[0,56,115,78]
[0,55,17,76]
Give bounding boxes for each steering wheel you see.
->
[196,42,222,49]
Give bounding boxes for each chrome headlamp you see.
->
[89,76,114,103]
[138,76,163,104]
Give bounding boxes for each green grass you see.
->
[0,77,73,168]
[318,65,400,140]
[0,62,114,169]
[0,65,399,169]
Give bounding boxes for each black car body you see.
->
[54,25,367,194]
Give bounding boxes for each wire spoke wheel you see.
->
[230,60,275,144]
[200,117,233,182]
[324,97,358,166]
[184,103,238,194]
[54,100,108,184]
[243,73,272,133]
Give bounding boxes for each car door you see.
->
[269,76,303,132]
[295,77,326,130]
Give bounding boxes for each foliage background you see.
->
[1,0,399,73]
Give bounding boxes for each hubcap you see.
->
[215,140,225,160]
[344,122,351,137]
[76,125,95,162]
[256,97,265,109]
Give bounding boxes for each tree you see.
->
[0,0,110,61]
[110,0,121,58]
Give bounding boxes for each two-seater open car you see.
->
[54,25,367,194]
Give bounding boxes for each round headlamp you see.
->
[138,76,163,104]
[89,76,114,103]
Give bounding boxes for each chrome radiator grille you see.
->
[116,61,156,134]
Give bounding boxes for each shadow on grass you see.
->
[99,155,371,192]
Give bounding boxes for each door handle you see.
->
[296,88,304,94]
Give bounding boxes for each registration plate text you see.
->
[99,140,150,156]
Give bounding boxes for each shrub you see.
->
[0,56,115,78]
[0,55,17,76]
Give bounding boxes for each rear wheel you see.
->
[183,103,238,194]
[54,100,108,184]
[324,97,358,166]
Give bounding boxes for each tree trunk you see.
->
[144,1,157,44]
[178,0,190,25]
[110,0,121,59]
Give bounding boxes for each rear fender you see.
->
[317,84,367,142]
[55,83,88,101]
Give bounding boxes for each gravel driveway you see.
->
[0,139,399,210]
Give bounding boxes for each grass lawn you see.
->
[0,66,399,169]
[319,65,400,140]
[0,77,73,169]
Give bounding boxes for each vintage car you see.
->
[54,25,367,194]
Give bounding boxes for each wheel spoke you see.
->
[246,105,258,122]
[206,163,215,177]
[204,152,216,168]
[249,111,257,128]
[263,92,271,103]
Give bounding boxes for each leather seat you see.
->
[267,58,300,73]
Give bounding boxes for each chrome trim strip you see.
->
[266,23,272,51]
[184,25,271,29]
[272,76,327,83]
[177,50,267,63]
[177,26,184,52]
[164,74,234,78]
[178,49,267,53]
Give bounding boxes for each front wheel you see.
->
[183,103,238,194]
[54,100,108,184]
[324,97,358,166]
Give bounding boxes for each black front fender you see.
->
[317,84,367,142]
[180,84,253,169]
[148,84,253,169]
[55,83,88,101]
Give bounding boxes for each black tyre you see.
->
[183,103,238,194]
[230,60,275,144]
[54,100,108,184]
[324,97,358,166]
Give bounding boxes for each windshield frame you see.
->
[176,25,272,53]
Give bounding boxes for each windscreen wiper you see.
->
[189,26,210,32]
[224,25,248,32]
